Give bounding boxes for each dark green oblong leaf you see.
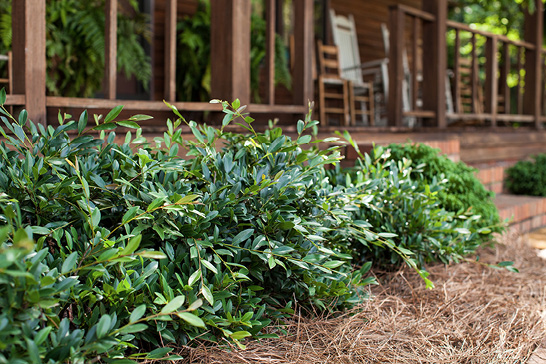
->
[105,105,124,123]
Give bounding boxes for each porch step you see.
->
[494,194,546,234]
[475,165,507,194]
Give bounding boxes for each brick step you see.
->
[475,165,507,194]
[494,194,546,233]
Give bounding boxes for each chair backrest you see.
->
[329,10,363,84]
[317,40,343,80]
[457,56,483,114]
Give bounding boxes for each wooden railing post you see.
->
[421,0,447,128]
[387,5,405,127]
[105,0,117,100]
[210,0,251,105]
[265,0,276,105]
[293,0,314,107]
[164,0,177,102]
[484,36,498,126]
[524,0,544,128]
[12,0,46,125]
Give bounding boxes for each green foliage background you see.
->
[0,0,151,98]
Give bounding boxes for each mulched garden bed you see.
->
[179,233,546,363]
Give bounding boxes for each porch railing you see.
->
[7,0,314,126]
[388,0,545,129]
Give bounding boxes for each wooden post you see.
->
[210,0,251,105]
[105,0,117,100]
[164,0,177,102]
[422,0,447,128]
[484,36,498,126]
[293,0,314,106]
[523,0,544,128]
[265,0,275,105]
[387,5,405,126]
[12,0,46,125]
[453,29,461,113]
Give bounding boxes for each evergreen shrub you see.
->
[0,94,498,361]
[505,154,546,196]
[384,142,504,234]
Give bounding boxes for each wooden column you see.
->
[523,0,544,128]
[421,0,447,128]
[210,0,251,105]
[293,0,314,106]
[164,0,177,102]
[484,36,498,126]
[12,0,46,125]
[387,5,405,126]
[105,0,117,100]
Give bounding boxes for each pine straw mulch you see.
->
[180,233,546,364]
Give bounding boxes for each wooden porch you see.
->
[3,0,546,131]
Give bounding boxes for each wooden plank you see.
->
[45,96,306,114]
[46,96,222,111]
[387,5,405,126]
[411,17,419,110]
[454,29,462,113]
[247,103,307,113]
[471,33,479,113]
[210,0,251,105]
[397,4,435,21]
[164,0,177,101]
[523,0,544,128]
[293,0,314,106]
[484,36,498,126]
[447,112,534,122]
[403,110,435,118]
[447,20,536,49]
[502,42,511,114]
[421,0,447,128]
[4,95,26,105]
[265,0,275,105]
[105,0,117,100]
[12,0,47,125]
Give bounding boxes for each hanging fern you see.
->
[0,0,151,98]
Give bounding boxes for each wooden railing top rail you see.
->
[394,4,435,21]
[45,96,307,114]
[447,20,536,49]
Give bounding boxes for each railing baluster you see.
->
[517,46,524,115]
[265,0,275,105]
[388,5,406,126]
[105,0,117,100]
[411,16,419,110]
[164,0,177,102]
[454,29,461,114]
[502,43,511,115]
[470,33,479,113]
[485,36,498,126]
[293,0,314,107]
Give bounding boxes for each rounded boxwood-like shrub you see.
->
[505,154,546,196]
[383,142,504,235]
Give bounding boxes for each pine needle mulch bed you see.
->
[181,234,546,363]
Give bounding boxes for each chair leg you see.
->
[368,82,375,126]
[319,77,327,126]
[348,81,355,126]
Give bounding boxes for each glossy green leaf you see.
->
[177,312,206,328]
